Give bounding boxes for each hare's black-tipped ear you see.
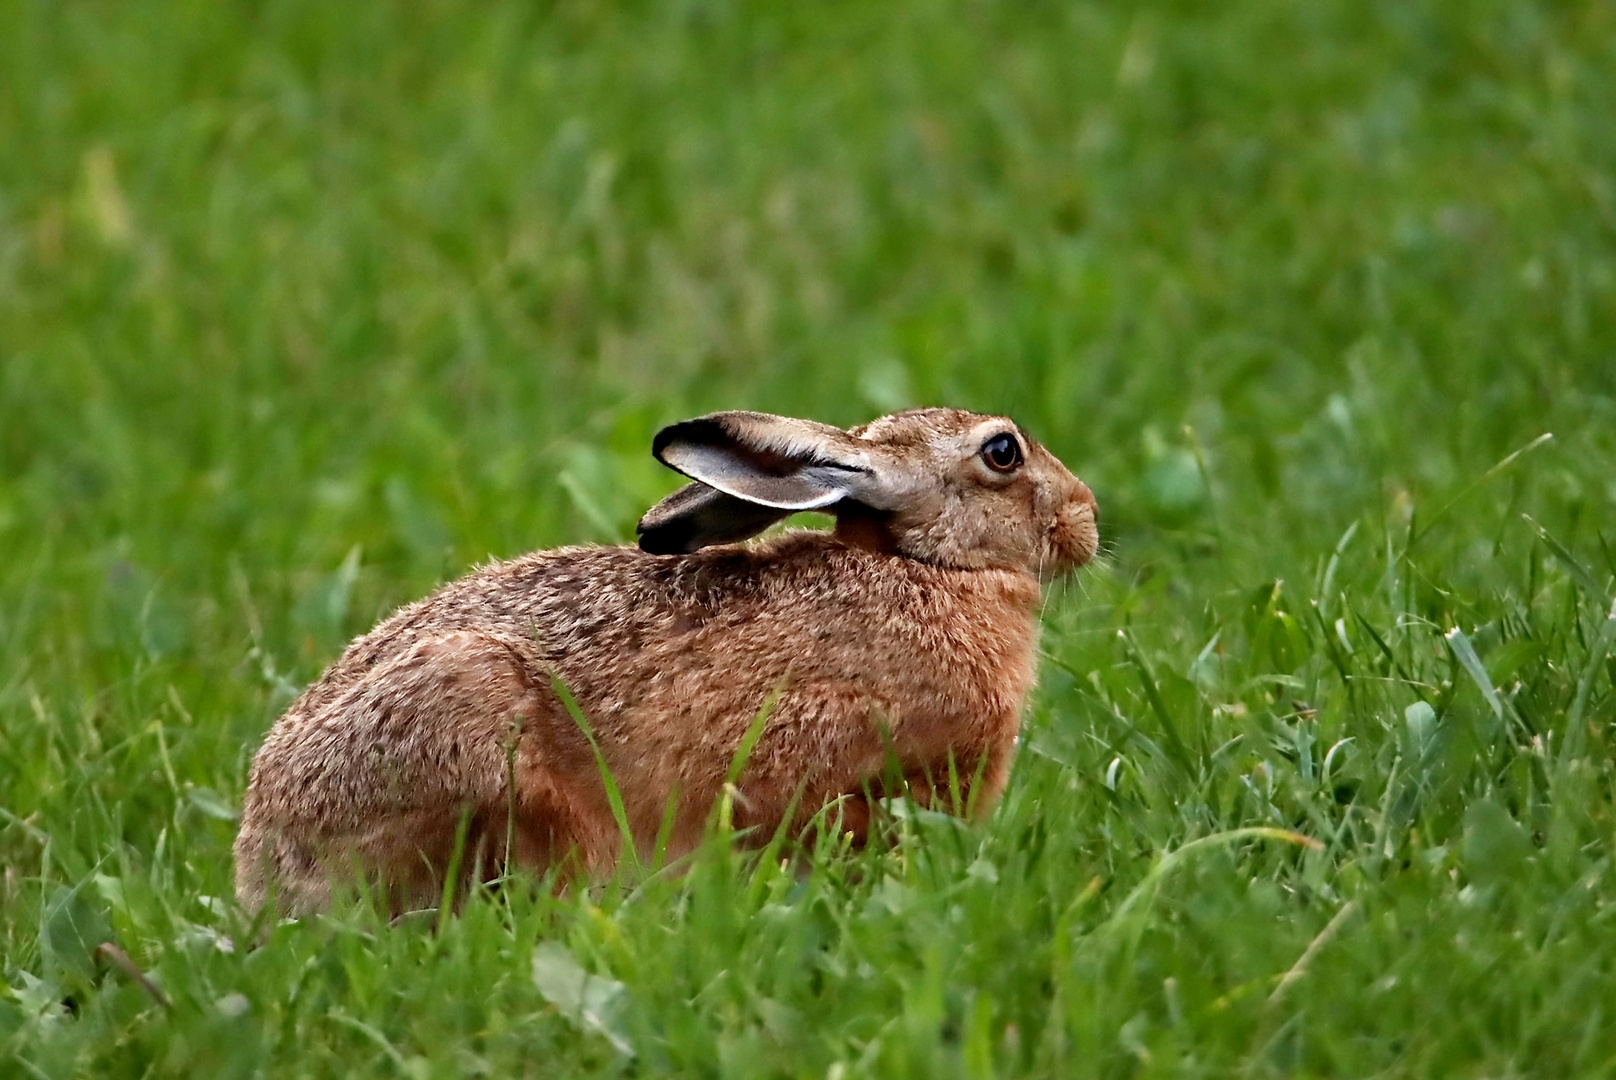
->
[649,411,886,512]
[636,482,793,555]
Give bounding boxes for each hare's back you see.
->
[290,532,1036,732]
[538,533,1043,741]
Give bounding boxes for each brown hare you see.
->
[235,408,1098,913]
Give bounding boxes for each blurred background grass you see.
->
[3,0,1616,1076]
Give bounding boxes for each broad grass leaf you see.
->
[40,885,113,984]
[531,941,634,1057]
[884,796,967,833]
[1463,801,1533,884]
[12,971,64,1019]
[162,994,263,1080]
[1403,701,1436,757]
[1485,639,1547,685]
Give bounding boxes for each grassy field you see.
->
[4,0,1616,1075]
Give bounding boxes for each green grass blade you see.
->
[550,673,640,877]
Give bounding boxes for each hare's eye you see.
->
[981,433,1023,473]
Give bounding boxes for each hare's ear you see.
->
[649,411,883,511]
[636,482,794,555]
[637,411,892,554]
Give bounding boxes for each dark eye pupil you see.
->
[983,434,1021,471]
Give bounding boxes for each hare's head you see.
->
[637,408,1097,579]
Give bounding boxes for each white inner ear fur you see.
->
[662,443,860,511]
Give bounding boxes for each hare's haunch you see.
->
[235,409,1098,913]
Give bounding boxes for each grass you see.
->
[3,0,1616,1074]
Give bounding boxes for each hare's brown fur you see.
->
[235,408,1096,914]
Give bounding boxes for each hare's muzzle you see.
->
[1047,483,1099,576]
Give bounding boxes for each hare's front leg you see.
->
[722,682,1019,849]
[235,630,617,914]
